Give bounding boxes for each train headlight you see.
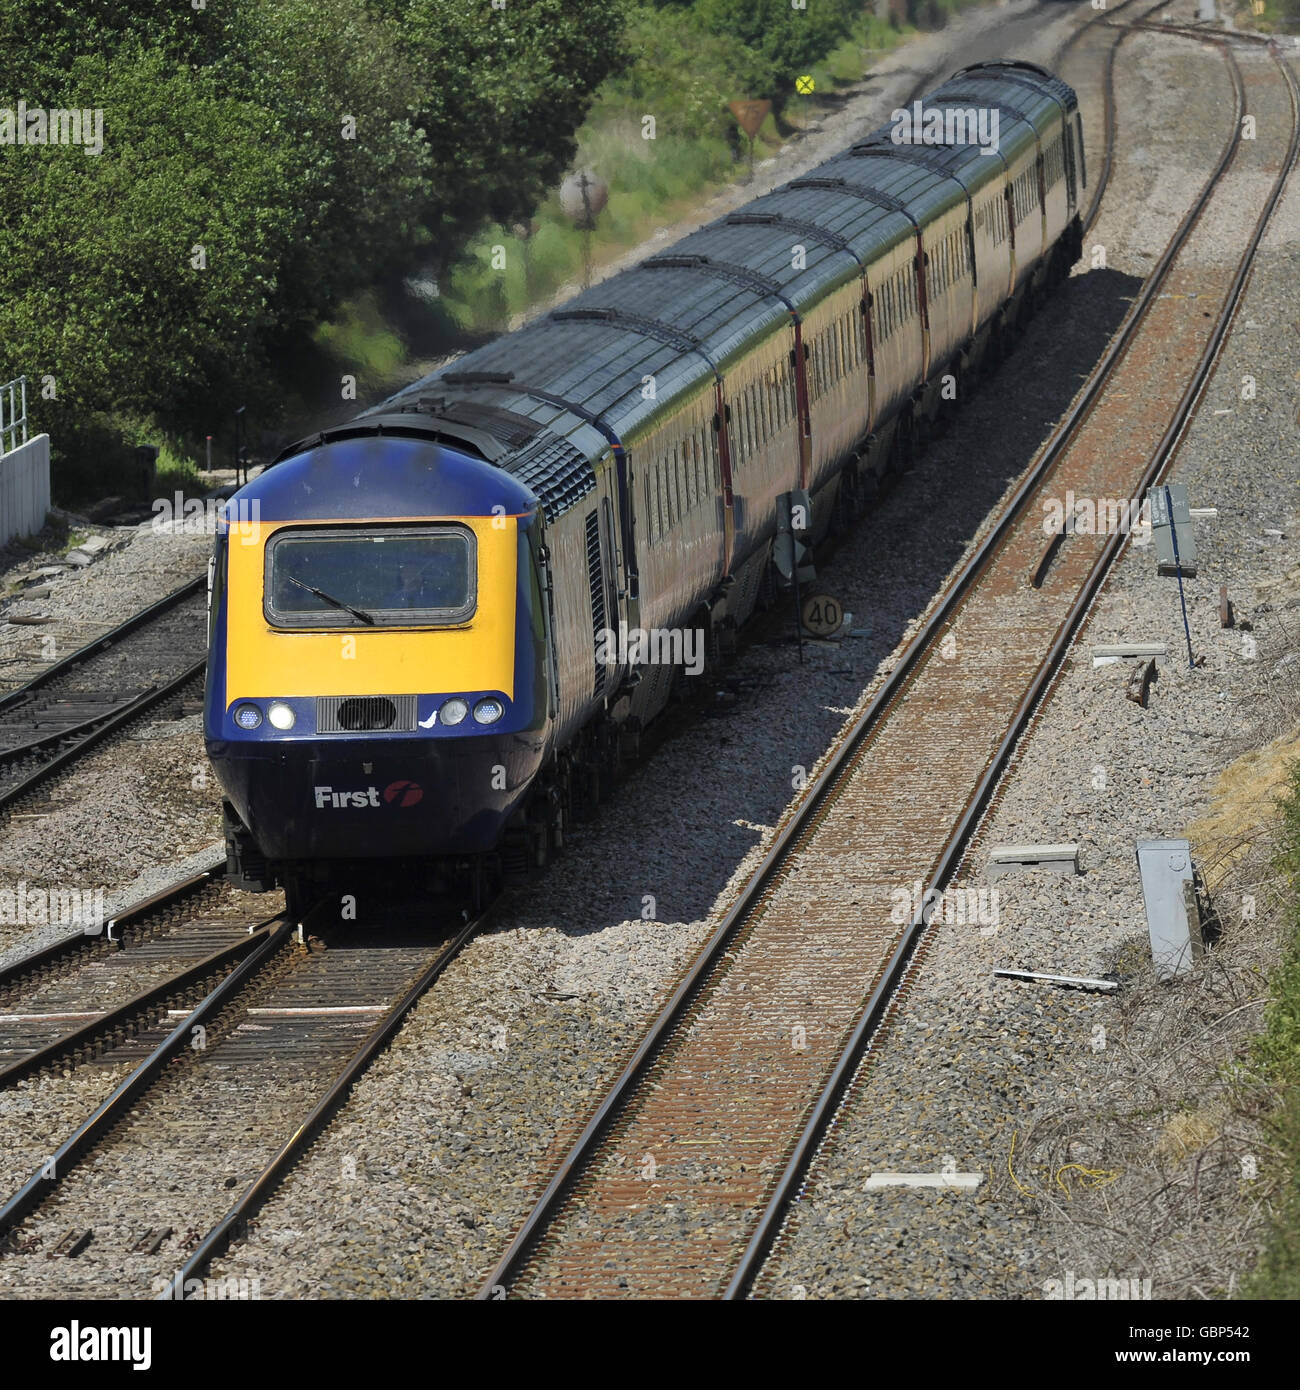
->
[473,698,504,725]
[268,701,296,731]
[440,697,469,726]
[234,704,262,730]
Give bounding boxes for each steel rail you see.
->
[161,902,498,1297]
[0,574,205,715]
[0,927,265,1091]
[0,861,225,997]
[1,672,195,767]
[476,41,1253,1299]
[0,657,205,813]
[0,912,294,1243]
[727,44,1300,1300]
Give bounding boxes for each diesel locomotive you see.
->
[204,61,1087,904]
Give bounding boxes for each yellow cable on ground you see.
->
[1054,1163,1121,1197]
[1007,1129,1038,1198]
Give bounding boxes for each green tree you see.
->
[695,0,856,106]
[375,0,630,255]
[0,1,432,456]
[0,0,629,494]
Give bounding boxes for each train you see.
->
[204,60,1087,907]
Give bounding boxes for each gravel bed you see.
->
[0,716,225,968]
[757,36,1300,1300]
[0,592,206,700]
[193,8,1233,1301]
[0,517,211,695]
[0,937,442,1299]
[0,511,216,972]
[0,885,271,1200]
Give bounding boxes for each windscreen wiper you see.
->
[285,574,376,625]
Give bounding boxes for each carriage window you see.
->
[265,525,476,628]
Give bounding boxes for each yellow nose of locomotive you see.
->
[205,434,553,874]
[224,514,518,705]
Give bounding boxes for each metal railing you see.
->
[0,376,28,457]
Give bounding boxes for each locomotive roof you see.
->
[228,433,540,523]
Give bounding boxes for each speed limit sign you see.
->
[800,592,844,637]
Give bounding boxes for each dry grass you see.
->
[989,609,1300,1299]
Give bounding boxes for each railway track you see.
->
[0,884,488,1298]
[475,37,1299,1299]
[0,576,207,816]
[0,864,264,1093]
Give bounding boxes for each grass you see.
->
[1241,758,1300,1297]
[435,3,917,334]
[131,0,998,449]
[301,2,996,395]
[1233,0,1300,33]
[311,291,408,397]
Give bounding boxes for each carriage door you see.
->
[585,470,628,702]
[1062,123,1078,215]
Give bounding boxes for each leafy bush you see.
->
[0,0,628,499]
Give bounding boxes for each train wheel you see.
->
[584,759,602,815]
[889,413,914,475]
[531,819,549,872]
[831,467,859,534]
[936,365,962,436]
[282,872,306,922]
[598,724,623,798]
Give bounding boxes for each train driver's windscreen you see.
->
[264,525,477,627]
